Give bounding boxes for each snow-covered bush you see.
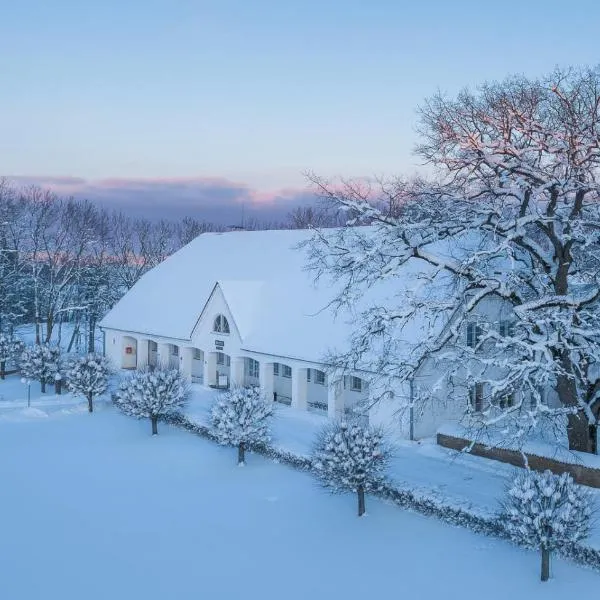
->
[19,343,60,393]
[210,386,274,465]
[313,420,390,516]
[67,354,111,413]
[501,469,592,581]
[115,367,189,435]
[0,334,24,380]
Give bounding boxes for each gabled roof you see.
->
[99,228,449,364]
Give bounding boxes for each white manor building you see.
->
[99,228,520,439]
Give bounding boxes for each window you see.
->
[213,314,230,334]
[466,322,483,348]
[314,370,326,385]
[282,365,292,378]
[149,341,157,352]
[498,391,515,410]
[306,369,311,382]
[216,352,230,366]
[499,320,515,338]
[193,348,202,360]
[170,345,179,356]
[469,383,485,412]
[273,363,279,376]
[350,376,362,392]
[245,358,259,379]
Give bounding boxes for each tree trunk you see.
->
[0,359,4,380]
[67,321,80,353]
[45,313,54,344]
[357,484,366,517]
[151,416,158,435]
[34,316,40,345]
[88,317,95,353]
[87,391,93,413]
[541,546,550,582]
[238,441,245,465]
[41,380,46,394]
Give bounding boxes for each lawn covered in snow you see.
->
[0,404,597,599]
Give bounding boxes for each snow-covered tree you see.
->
[312,420,390,516]
[0,334,24,380]
[307,66,600,453]
[210,386,274,465]
[19,344,60,393]
[115,367,189,435]
[501,469,592,581]
[67,354,111,412]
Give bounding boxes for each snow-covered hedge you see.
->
[163,411,600,572]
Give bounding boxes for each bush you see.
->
[20,344,60,393]
[67,353,111,412]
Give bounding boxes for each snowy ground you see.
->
[0,403,598,599]
[185,386,600,550]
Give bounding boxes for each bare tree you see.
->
[307,66,600,453]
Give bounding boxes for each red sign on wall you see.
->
[125,346,133,354]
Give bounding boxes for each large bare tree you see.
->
[307,67,600,453]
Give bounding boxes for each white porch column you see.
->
[157,343,170,368]
[328,380,344,419]
[180,347,194,381]
[292,367,308,410]
[260,361,274,402]
[231,357,245,387]
[204,353,217,386]
[136,338,149,369]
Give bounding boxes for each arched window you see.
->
[213,314,230,334]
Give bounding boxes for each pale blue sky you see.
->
[1,0,598,215]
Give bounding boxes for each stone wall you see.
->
[437,433,600,488]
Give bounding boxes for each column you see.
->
[292,366,308,410]
[230,357,245,387]
[136,338,149,369]
[180,347,194,382]
[259,361,274,401]
[328,380,344,419]
[157,343,170,369]
[204,353,217,387]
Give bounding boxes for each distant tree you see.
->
[210,386,274,465]
[19,343,60,393]
[501,469,592,581]
[0,333,24,380]
[313,420,390,516]
[67,354,111,412]
[116,367,189,435]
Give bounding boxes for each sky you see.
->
[2,0,599,223]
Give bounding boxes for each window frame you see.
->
[282,365,292,378]
[314,370,326,386]
[466,322,483,348]
[469,382,485,412]
[273,363,279,376]
[350,376,362,392]
[213,314,230,335]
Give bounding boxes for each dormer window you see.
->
[213,314,230,334]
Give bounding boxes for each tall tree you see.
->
[307,67,600,452]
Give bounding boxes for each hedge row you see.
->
[164,412,600,572]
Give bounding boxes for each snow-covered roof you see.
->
[100,228,444,364]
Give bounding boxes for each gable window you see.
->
[499,320,515,338]
[213,314,230,334]
[469,383,485,412]
[314,370,326,386]
[245,358,259,379]
[466,322,483,348]
[350,376,362,392]
[273,363,279,376]
[282,365,292,378]
[216,352,230,366]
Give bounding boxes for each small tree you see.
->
[20,343,60,393]
[0,334,23,380]
[210,386,274,465]
[501,469,592,582]
[313,420,390,516]
[67,353,111,413]
[116,367,188,435]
